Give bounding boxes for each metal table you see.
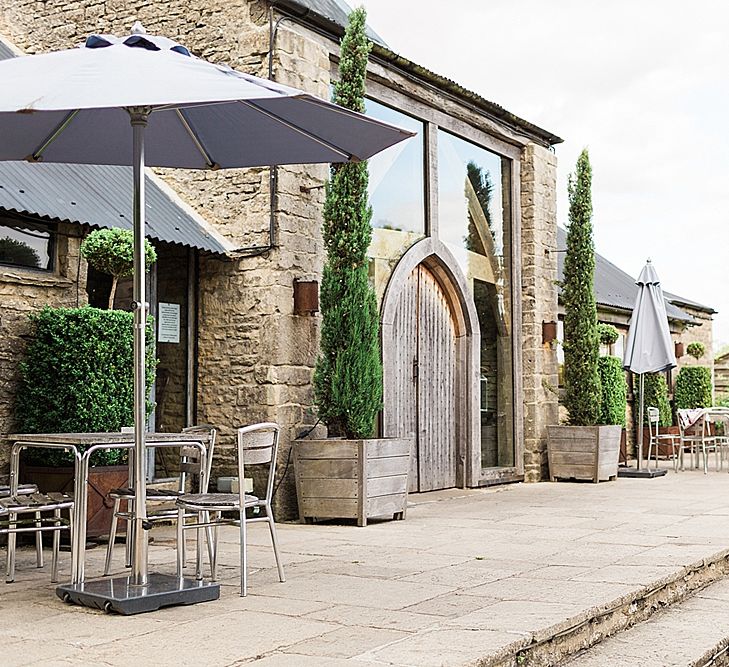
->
[9,432,220,611]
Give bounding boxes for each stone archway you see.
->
[380,238,480,490]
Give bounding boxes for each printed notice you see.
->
[158,302,181,343]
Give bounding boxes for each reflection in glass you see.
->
[438,130,514,470]
[0,218,53,270]
[365,99,426,302]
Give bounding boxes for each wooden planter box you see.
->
[20,464,128,539]
[547,425,621,483]
[293,438,411,527]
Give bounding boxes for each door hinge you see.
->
[412,358,419,382]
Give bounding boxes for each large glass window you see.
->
[0,216,54,271]
[365,99,425,300]
[438,130,514,470]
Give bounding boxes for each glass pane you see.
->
[365,98,426,301]
[438,131,514,470]
[0,218,53,270]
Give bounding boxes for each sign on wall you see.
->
[158,302,181,344]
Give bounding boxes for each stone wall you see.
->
[520,144,560,482]
[0,223,87,482]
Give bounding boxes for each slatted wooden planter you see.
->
[292,438,412,527]
[547,425,621,483]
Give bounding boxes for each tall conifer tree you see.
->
[313,8,382,438]
[562,149,601,425]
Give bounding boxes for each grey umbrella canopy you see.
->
[0,22,413,608]
[623,260,676,471]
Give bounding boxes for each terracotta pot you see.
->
[20,464,129,539]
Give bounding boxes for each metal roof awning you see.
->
[0,161,232,255]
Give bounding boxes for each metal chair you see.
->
[103,425,216,576]
[176,423,285,596]
[646,406,681,471]
[2,442,78,584]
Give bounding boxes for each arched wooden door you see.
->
[390,264,458,492]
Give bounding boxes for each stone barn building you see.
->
[0,0,563,516]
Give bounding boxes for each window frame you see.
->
[0,213,56,273]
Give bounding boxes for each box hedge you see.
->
[637,372,672,426]
[675,366,712,410]
[598,356,626,426]
[16,306,156,465]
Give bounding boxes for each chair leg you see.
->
[125,499,134,568]
[6,513,16,583]
[104,497,121,576]
[239,508,248,597]
[195,512,203,581]
[266,507,285,583]
[51,508,61,583]
[35,511,43,568]
[176,506,185,580]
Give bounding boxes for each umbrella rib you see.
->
[175,109,220,170]
[26,109,80,161]
[237,99,355,162]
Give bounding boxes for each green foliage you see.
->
[314,8,382,439]
[0,237,41,268]
[597,323,619,347]
[16,306,157,466]
[686,342,706,360]
[562,149,601,425]
[675,366,712,410]
[715,394,729,408]
[81,228,157,309]
[638,372,672,426]
[598,356,626,426]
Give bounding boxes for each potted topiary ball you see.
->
[292,9,411,527]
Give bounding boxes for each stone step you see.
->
[485,551,729,667]
[559,577,729,667]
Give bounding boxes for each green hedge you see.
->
[675,366,712,410]
[638,372,672,426]
[598,356,626,426]
[16,306,156,466]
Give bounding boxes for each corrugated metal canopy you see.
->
[0,40,231,255]
[556,228,696,324]
[0,161,231,254]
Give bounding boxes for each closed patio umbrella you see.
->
[622,260,677,477]
[0,23,413,613]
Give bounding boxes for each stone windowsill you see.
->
[0,269,74,288]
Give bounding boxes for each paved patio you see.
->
[3,464,729,666]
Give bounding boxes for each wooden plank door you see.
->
[416,266,457,491]
[388,264,458,492]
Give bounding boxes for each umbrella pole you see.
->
[637,373,645,471]
[130,108,150,587]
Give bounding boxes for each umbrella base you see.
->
[617,467,668,479]
[56,573,220,615]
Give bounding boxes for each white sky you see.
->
[356,0,729,350]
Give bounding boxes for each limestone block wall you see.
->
[0,2,329,517]
[0,224,87,482]
[520,144,560,482]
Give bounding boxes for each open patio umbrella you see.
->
[622,259,677,477]
[0,23,413,613]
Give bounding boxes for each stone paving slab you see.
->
[3,464,729,667]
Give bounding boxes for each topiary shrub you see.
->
[313,8,382,439]
[81,228,157,309]
[686,342,706,360]
[562,149,601,426]
[598,356,626,426]
[598,323,619,347]
[16,306,156,465]
[675,366,712,410]
[638,372,672,426]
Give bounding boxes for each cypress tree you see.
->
[313,8,382,438]
[562,149,601,425]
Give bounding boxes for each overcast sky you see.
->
[357,0,729,351]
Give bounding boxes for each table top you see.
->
[8,432,208,445]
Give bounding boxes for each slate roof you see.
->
[0,40,231,254]
[556,228,704,324]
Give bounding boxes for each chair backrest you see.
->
[181,424,217,493]
[237,423,280,505]
[646,406,660,439]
